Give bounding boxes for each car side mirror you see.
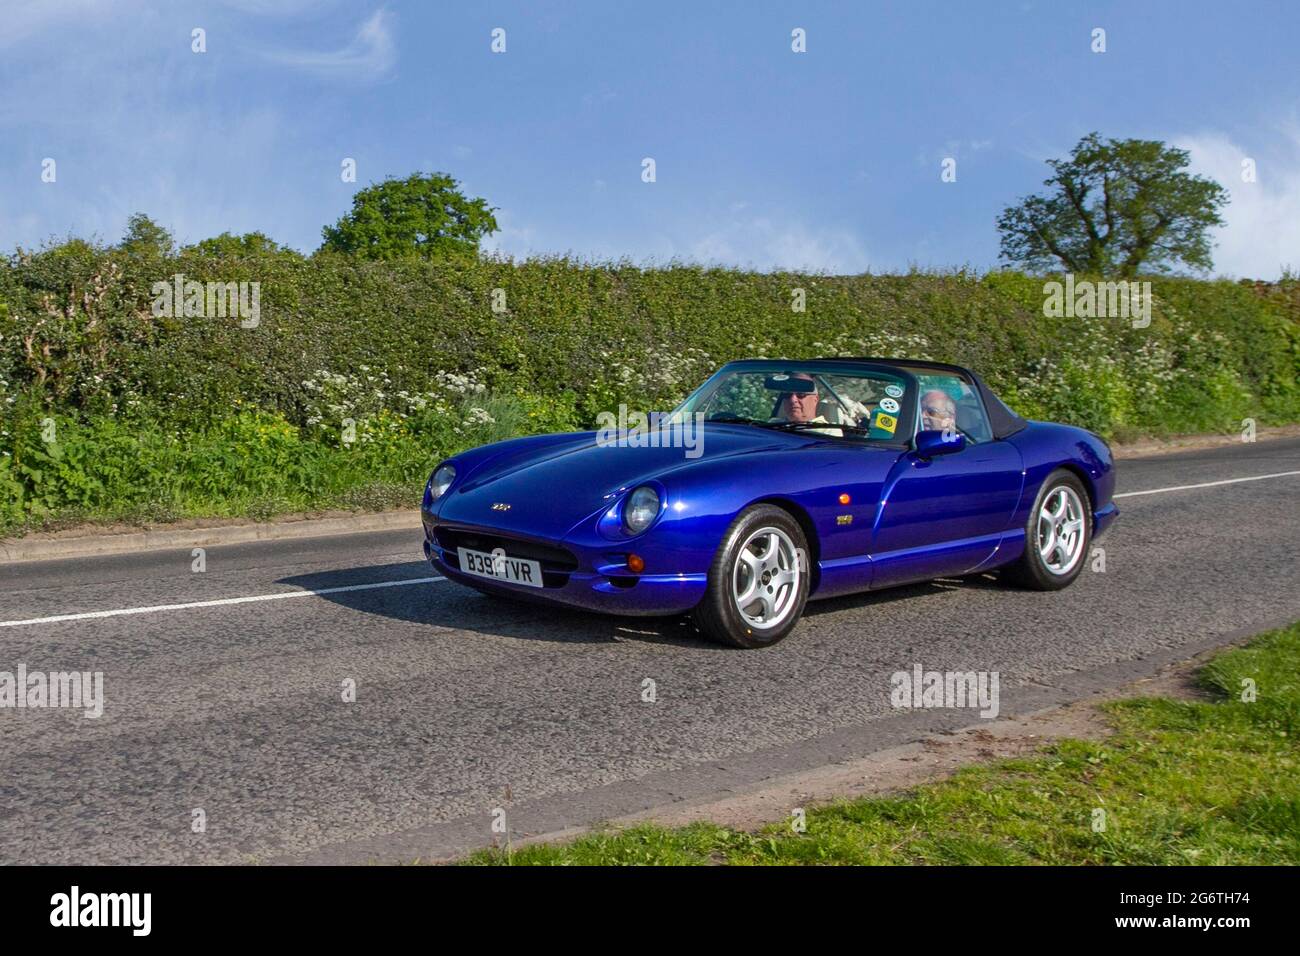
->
[914,429,965,459]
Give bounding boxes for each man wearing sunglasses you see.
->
[772,372,845,435]
[920,388,958,434]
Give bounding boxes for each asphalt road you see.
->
[2,438,1299,864]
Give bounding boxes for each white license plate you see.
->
[457,547,544,589]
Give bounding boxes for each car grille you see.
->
[433,526,579,587]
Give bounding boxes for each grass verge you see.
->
[466,622,1300,865]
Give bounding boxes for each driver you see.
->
[773,373,842,435]
[778,373,820,423]
[920,389,957,433]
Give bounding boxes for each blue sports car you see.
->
[421,358,1118,648]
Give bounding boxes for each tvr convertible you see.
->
[421,358,1118,648]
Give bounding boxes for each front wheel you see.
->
[1003,469,1092,590]
[692,505,810,648]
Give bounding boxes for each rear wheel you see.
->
[692,505,810,648]
[1004,469,1091,590]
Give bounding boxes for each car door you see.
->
[868,372,1024,588]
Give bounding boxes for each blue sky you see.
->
[2,0,1297,276]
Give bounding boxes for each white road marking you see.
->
[0,576,446,629]
[1114,469,1300,499]
[5,467,1298,629]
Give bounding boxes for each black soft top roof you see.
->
[813,356,1029,439]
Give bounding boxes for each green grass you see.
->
[465,622,1300,865]
[0,387,583,536]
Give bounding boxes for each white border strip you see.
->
[0,576,446,629]
[1114,469,1300,499]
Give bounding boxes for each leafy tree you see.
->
[119,213,175,258]
[185,231,302,259]
[319,172,498,261]
[997,133,1229,276]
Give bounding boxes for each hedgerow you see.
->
[1,244,1296,532]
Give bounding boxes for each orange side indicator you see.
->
[627,554,645,573]
[838,493,852,505]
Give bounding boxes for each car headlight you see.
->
[429,463,456,501]
[622,485,660,534]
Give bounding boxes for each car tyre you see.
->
[692,504,811,648]
[1003,468,1092,590]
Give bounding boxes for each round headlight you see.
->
[622,485,660,534]
[430,463,456,501]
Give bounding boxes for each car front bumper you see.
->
[422,520,707,616]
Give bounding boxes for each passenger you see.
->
[920,389,957,433]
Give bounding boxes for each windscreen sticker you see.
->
[873,411,898,434]
[879,397,900,414]
[884,384,904,398]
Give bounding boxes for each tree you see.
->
[119,213,175,258]
[997,133,1229,276]
[319,172,498,261]
[184,231,302,259]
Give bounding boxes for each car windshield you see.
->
[672,365,913,443]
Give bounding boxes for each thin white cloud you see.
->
[218,0,335,13]
[479,211,537,259]
[483,213,871,273]
[264,8,396,78]
[1175,128,1300,279]
[581,89,618,108]
[687,217,870,274]
[1,105,294,252]
[0,0,131,48]
[917,139,996,167]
